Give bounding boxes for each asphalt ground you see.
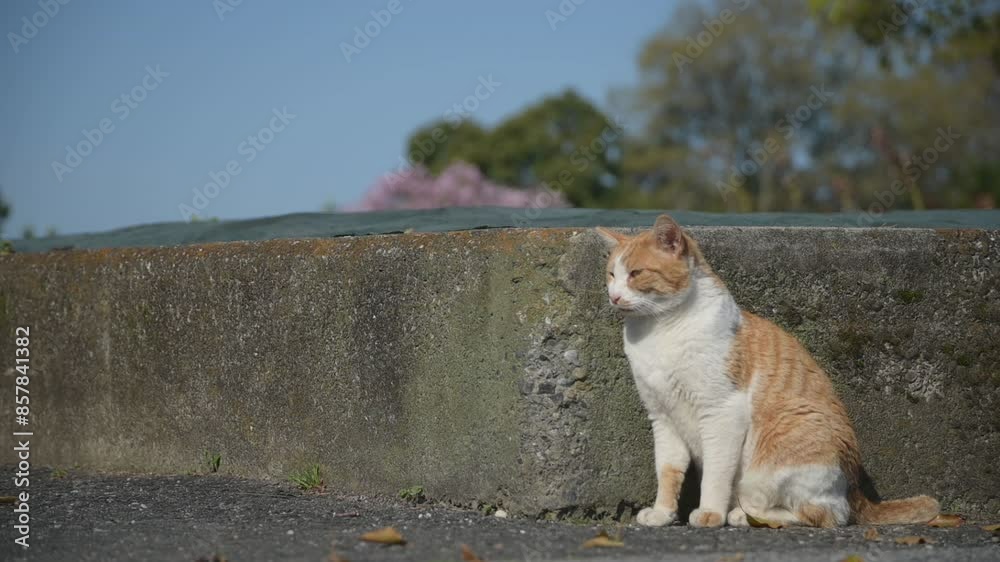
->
[1,469,998,562]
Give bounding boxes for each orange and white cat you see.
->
[596,215,939,528]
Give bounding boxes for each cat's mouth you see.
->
[611,301,636,312]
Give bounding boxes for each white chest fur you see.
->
[622,277,743,461]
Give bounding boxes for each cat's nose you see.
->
[611,294,622,305]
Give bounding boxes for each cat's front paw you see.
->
[636,507,676,527]
[689,508,725,528]
[727,507,748,527]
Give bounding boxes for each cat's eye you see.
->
[629,269,642,278]
[607,271,614,278]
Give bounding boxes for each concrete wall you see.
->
[1,227,997,518]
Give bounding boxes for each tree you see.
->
[0,186,9,237]
[486,90,626,207]
[407,120,492,176]
[809,0,1000,74]
[354,161,570,211]
[618,0,862,212]
[404,90,635,207]
[810,0,1000,209]
[387,0,998,212]
[616,0,998,212]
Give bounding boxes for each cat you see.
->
[596,214,939,528]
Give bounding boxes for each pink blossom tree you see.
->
[353,162,570,211]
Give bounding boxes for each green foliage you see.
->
[289,464,324,491]
[0,190,8,237]
[486,90,625,207]
[203,451,222,473]
[408,120,491,175]
[397,0,998,213]
[618,0,860,212]
[617,0,999,211]
[397,485,425,503]
[189,215,220,223]
[810,0,1000,74]
[405,90,636,207]
[477,501,497,515]
[894,289,925,304]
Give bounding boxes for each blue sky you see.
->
[1,0,675,236]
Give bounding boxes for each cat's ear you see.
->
[654,214,686,256]
[595,227,627,249]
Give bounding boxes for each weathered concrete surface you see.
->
[1,227,998,519]
[12,208,1000,254]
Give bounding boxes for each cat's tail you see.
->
[850,488,940,525]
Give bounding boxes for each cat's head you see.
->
[595,214,700,316]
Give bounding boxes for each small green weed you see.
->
[398,485,426,503]
[895,289,924,304]
[290,464,325,492]
[204,451,222,473]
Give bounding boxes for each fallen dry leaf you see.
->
[840,555,864,562]
[460,544,485,562]
[359,527,406,545]
[927,514,964,528]
[717,554,745,562]
[746,513,784,529]
[894,535,934,546]
[981,523,1000,532]
[582,531,625,548]
[863,527,880,541]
